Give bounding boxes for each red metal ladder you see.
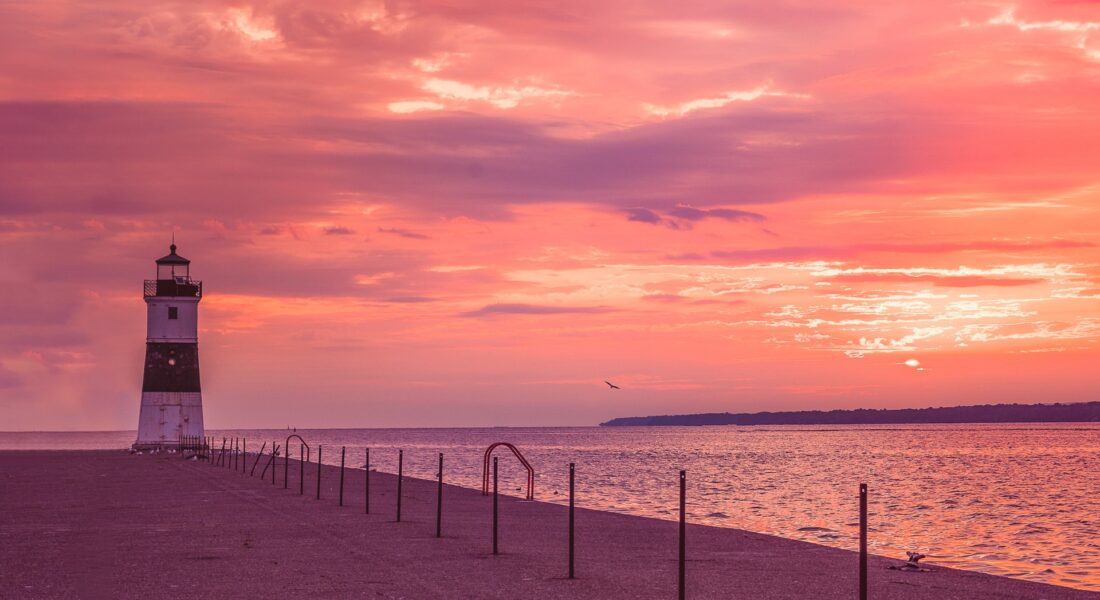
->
[482,442,535,501]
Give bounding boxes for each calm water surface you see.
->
[3,424,1097,591]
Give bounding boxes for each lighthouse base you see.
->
[134,391,204,450]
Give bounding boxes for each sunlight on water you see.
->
[4,424,1098,591]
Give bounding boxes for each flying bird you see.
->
[604,381,620,389]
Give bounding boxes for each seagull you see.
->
[604,381,620,389]
[889,552,930,572]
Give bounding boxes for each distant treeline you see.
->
[599,401,1100,427]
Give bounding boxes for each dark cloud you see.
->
[667,206,764,222]
[6,96,1098,226]
[625,208,662,224]
[324,226,355,235]
[629,204,766,227]
[378,227,430,240]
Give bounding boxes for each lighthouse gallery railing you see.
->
[144,279,202,298]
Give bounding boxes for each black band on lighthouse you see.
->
[142,343,201,393]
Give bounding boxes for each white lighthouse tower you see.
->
[134,243,205,450]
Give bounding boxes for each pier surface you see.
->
[1,450,1095,599]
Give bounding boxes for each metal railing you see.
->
[481,442,535,501]
[144,279,202,298]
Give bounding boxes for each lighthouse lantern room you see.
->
[134,243,204,450]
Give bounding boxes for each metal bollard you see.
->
[284,443,290,489]
[436,453,443,538]
[316,445,322,500]
[396,450,403,522]
[492,456,499,555]
[299,444,304,495]
[569,462,575,579]
[364,448,370,514]
[860,483,868,600]
[339,446,346,507]
[679,470,686,600]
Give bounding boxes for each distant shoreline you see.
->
[600,400,1100,427]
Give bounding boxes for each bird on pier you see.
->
[604,381,620,389]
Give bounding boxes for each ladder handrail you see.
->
[481,442,534,501]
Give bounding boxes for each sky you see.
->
[1,0,1099,430]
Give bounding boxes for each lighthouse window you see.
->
[168,307,178,320]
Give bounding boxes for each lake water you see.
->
[3,424,1097,591]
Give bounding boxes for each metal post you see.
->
[492,456,499,555]
[268,444,279,482]
[679,470,686,600]
[250,442,266,476]
[339,446,346,507]
[284,443,290,489]
[316,445,322,500]
[396,450,403,522]
[261,446,279,480]
[860,483,868,600]
[436,453,443,538]
[299,444,305,495]
[364,448,370,514]
[569,462,575,579]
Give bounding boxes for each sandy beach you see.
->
[1,449,1095,599]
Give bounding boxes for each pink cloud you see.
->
[2,0,1100,428]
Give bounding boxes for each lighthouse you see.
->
[134,243,204,450]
